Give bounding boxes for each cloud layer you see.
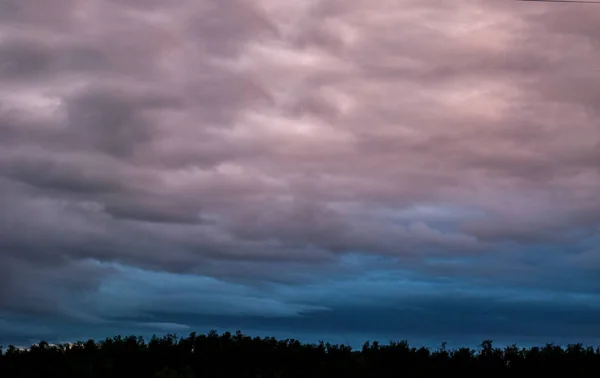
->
[1,0,599,347]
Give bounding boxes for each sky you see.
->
[0,0,599,349]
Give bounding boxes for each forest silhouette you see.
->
[2,330,600,377]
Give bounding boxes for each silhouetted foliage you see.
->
[1,331,600,377]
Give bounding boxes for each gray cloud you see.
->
[0,0,599,346]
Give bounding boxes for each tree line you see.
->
[1,330,600,377]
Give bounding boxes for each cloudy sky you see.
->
[1,0,599,348]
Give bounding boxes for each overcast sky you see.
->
[1,0,599,348]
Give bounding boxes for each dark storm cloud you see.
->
[145,297,600,342]
[0,0,599,346]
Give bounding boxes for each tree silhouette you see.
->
[0,331,599,377]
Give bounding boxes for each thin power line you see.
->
[517,0,600,73]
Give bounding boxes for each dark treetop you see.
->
[2,330,600,378]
